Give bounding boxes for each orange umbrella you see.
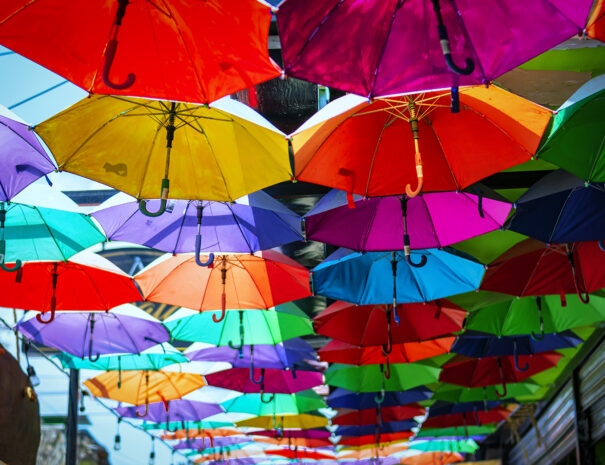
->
[135,251,310,322]
[84,370,205,413]
[400,452,464,465]
[587,0,605,42]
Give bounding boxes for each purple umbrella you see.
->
[16,304,169,359]
[0,110,55,201]
[185,338,316,370]
[304,190,511,252]
[92,191,302,266]
[115,399,224,425]
[277,0,592,101]
[173,436,252,451]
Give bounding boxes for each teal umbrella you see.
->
[221,390,325,417]
[409,439,479,453]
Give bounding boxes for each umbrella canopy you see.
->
[291,87,550,198]
[319,337,454,365]
[312,248,484,305]
[84,370,205,405]
[333,404,425,426]
[537,75,605,183]
[135,251,310,320]
[409,439,478,454]
[91,191,302,254]
[276,0,590,97]
[115,399,224,423]
[0,251,141,322]
[480,239,605,302]
[314,301,465,346]
[428,401,502,418]
[335,420,417,437]
[399,451,464,465]
[451,229,528,266]
[173,436,252,451]
[304,190,511,252]
[432,381,543,403]
[465,294,605,337]
[236,414,329,430]
[56,343,186,370]
[422,406,514,428]
[265,449,334,460]
[185,337,316,371]
[249,429,331,440]
[587,1,605,41]
[165,306,313,345]
[325,362,441,392]
[154,423,235,435]
[205,367,322,395]
[35,96,291,208]
[439,353,561,395]
[0,0,280,103]
[338,432,413,447]
[16,304,168,357]
[221,391,326,417]
[328,387,432,410]
[0,107,55,201]
[253,437,333,449]
[507,170,605,243]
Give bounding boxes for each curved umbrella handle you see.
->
[0,206,22,272]
[374,388,386,405]
[495,357,507,398]
[0,256,22,273]
[138,179,169,217]
[250,366,264,384]
[135,402,149,418]
[384,308,393,355]
[88,316,101,362]
[513,339,529,372]
[494,382,507,398]
[566,244,590,304]
[599,240,605,252]
[260,391,275,404]
[195,235,214,267]
[383,358,391,380]
[531,296,545,340]
[103,38,136,90]
[228,310,244,350]
[36,294,56,324]
[227,338,244,350]
[405,162,423,198]
[431,0,475,76]
[212,308,226,323]
[405,253,428,268]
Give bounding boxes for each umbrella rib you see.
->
[227,204,255,253]
[465,192,504,229]
[423,118,461,191]
[171,200,192,254]
[1,121,54,168]
[418,196,443,248]
[547,190,573,243]
[34,206,71,261]
[242,258,273,309]
[449,0,488,82]
[364,113,392,197]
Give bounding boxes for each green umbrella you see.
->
[56,343,187,371]
[465,294,605,337]
[221,390,325,417]
[0,200,105,269]
[164,304,313,345]
[325,362,440,393]
[409,439,479,453]
[448,290,512,312]
[451,229,527,265]
[415,425,497,439]
[431,381,543,403]
[142,420,233,431]
[537,76,605,183]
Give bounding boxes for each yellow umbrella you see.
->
[35,96,291,216]
[236,413,328,430]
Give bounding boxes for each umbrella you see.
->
[506,170,605,243]
[35,96,291,215]
[312,248,484,305]
[221,391,325,417]
[248,429,330,440]
[91,190,303,256]
[335,420,417,437]
[252,437,332,449]
[439,353,561,397]
[325,362,441,393]
[428,401,503,418]
[338,432,414,447]
[155,424,235,435]
[536,75,605,183]
[0,198,105,271]
[0,250,141,323]
[333,404,425,426]
[465,294,605,338]
[313,300,465,349]
[185,337,316,371]
[432,381,543,403]
[450,330,583,368]
[115,399,224,424]
[587,1,605,41]
[480,239,605,303]
[338,446,409,460]
[0,107,55,201]
[399,451,464,465]
[236,414,329,430]
[84,370,206,411]
[451,229,527,266]
[135,251,310,322]
[16,304,168,358]
[319,337,454,366]
[409,439,478,454]
[173,437,252,451]
[291,87,550,198]
[265,449,334,460]
[165,306,313,346]
[422,406,514,429]
[205,367,322,400]
[327,387,432,410]
[304,190,511,252]
[0,0,280,103]
[276,0,591,98]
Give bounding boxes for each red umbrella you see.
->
[480,239,605,303]
[313,301,466,352]
[265,449,334,460]
[319,337,454,365]
[423,406,514,428]
[333,404,426,426]
[439,352,561,397]
[0,251,141,323]
[339,432,413,447]
[0,0,280,104]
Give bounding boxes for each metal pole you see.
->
[66,368,79,465]
[572,368,594,465]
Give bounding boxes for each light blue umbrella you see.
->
[311,248,484,305]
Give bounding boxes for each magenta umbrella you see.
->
[205,368,323,403]
[277,0,592,101]
[304,190,511,252]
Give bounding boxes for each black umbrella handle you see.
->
[531,296,545,341]
[431,0,475,76]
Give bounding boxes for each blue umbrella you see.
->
[451,330,583,371]
[428,401,502,418]
[507,170,605,244]
[327,387,432,410]
[336,420,418,437]
[311,248,484,305]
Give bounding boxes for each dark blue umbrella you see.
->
[507,170,605,244]
[327,387,432,410]
[428,400,502,418]
[451,330,582,371]
[336,419,418,437]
